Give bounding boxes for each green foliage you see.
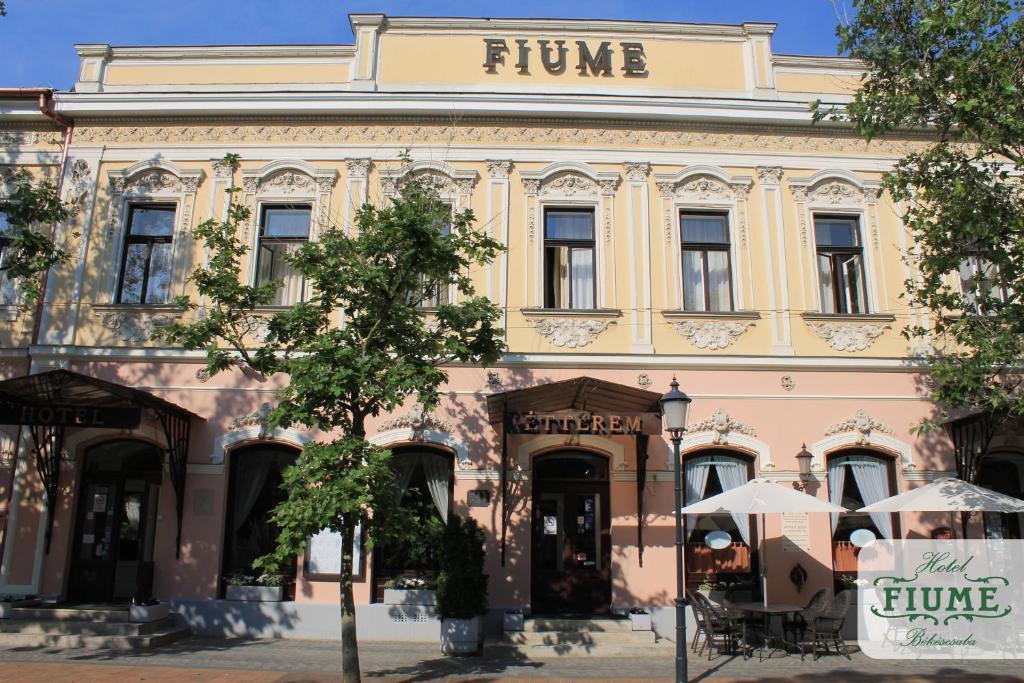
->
[0,170,74,302]
[162,152,505,590]
[435,515,488,619]
[819,1,1024,425]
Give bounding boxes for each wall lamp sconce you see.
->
[794,443,814,491]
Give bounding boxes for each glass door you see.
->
[69,479,121,602]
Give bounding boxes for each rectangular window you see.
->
[117,204,176,304]
[815,216,868,314]
[0,210,15,304]
[417,206,452,309]
[544,209,595,310]
[680,212,733,312]
[959,256,1008,314]
[256,204,311,306]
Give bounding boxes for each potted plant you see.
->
[503,608,524,632]
[628,607,652,631]
[0,595,38,619]
[225,573,286,602]
[436,515,488,655]
[383,575,437,606]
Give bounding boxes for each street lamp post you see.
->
[660,377,692,683]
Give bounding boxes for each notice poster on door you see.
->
[781,512,812,553]
[92,493,108,513]
[543,515,558,535]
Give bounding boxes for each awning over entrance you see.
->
[487,377,663,567]
[0,370,203,557]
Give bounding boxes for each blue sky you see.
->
[0,1,850,89]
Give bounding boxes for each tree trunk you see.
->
[339,518,360,683]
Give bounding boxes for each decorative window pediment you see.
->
[379,160,478,204]
[520,161,619,200]
[655,166,752,204]
[787,170,880,208]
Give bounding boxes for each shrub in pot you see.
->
[435,515,488,655]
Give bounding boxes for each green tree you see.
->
[163,155,504,682]
[817,0,1024,432]
[0,170,74,302]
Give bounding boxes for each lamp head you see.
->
[659,376,691,434]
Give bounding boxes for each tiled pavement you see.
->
[0,638,1021,682]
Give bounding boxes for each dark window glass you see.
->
[256,205,311,306]
[0,210,13,304]
[815,216,867,314]
[117,205,176,304]
[544,209,595,309]
[680,212,733,312]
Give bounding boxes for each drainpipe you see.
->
[0,88,75,372]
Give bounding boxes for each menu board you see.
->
[306,521,362,578]
[780,512,812,553]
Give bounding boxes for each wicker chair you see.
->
[783,588,830,645]
[801,589,853,660]
[688,591,741,659]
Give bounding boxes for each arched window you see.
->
[683,450,754,584]
[222,443,299,588]
[977,452,1024,539]
[373,447,454,600]
[827,450,897,573]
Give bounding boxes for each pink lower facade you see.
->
[3,357,1007,641]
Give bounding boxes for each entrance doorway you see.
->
[531,451,611,615]
[69,440,162,602]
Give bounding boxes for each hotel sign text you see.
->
[483,38,648,77]
[506,411,661,435]
[0,403,142,429]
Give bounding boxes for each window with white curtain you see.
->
[827,451,895,541]
[256,204,311,306]
[0,210,16,304]
[416,204,452,309]
[544,209,596,309]
[959,255,1009,314]
[815,215,868,314]
[684,452,751,545]
[680,212,733,312]
[117,204,176,304]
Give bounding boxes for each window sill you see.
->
[662,310,760,322]
[520,307,621,319]
[92,303,186,315]
[801,312,895,323]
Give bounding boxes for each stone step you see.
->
[0,625,190,650]
[504,629,658,646]
[0,616,176,636]
[9,607,134,623]
[523,617,636,633]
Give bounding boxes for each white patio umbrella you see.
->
[679,478,848,605]
[858,476,1024,539]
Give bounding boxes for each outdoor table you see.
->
[732,601,805,660]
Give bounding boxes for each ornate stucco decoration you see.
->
[526,316,613,348]
[212,159,234,179]
[196,367,211,383]
[346,158,371,179]
[808,320,889,352]
[486,160,512,179]
[669,319,753,350]
[540,172,597,198]
[258,171,315,195]
[780,375,795,391]
[624,162,650,182]
[0,131,35,146]
[636,373,653,389]
[757,167,784,186]
[825,409,893,444]
[67,159,92,205]
[688,408,757,445]
[119,170,181,195]
[98,309,178,343]
[653,167,754,245]
[379,161,478,202]
[379,403,454,437]
[231,402,274,439]
[486,371,503,390]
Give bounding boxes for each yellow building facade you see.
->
[1,15,1000,643]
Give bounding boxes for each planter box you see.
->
[441,616,482,655]
[0,598,38,619]
[503,610,524,632]
[629,611,652,631]
[226,585,284,602]
[129,602,170,623]
[383,588,436,606]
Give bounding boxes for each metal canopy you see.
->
[489,376,662,567]
[0,370,203,558]
[486,376,663,423]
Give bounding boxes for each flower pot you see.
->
[629,610,652,631]
[225,585,284,602]
[129,602,170,623]
[503,609,524,632]
[384,588,436,606]
[441,616,482,655]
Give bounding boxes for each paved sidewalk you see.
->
[0,638,1021,682]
